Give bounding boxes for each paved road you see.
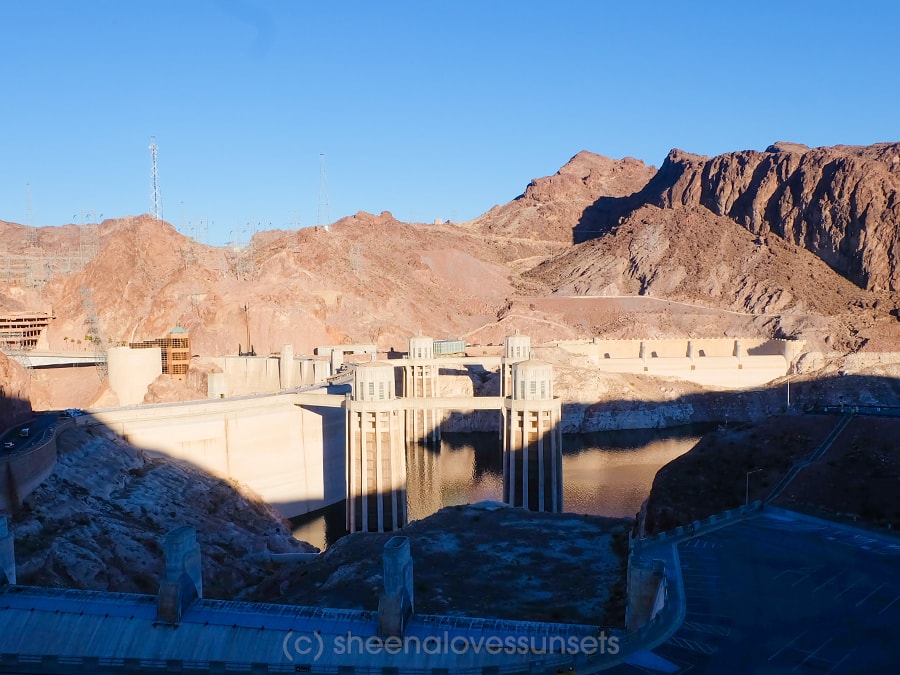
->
[0,413,56,455]
[611,510,900,673]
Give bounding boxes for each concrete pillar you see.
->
[502,359,563,513]
[207,372,228,398]
[378,536,414,637]
[734,339,743,369]
[347,362,407,533]
[107,346,162,406]
[403,334,440,444]
[0,515,15,585]
[279,344,294,389]
[500,329,530,398]
[330,349,344,375]
[157,526,202,623]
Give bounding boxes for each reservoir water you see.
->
[291,426,711,550]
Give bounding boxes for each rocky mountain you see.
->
[643,143,900,292]
[524,202,898,352]
[1,141,898,384]
[465,151,656,243]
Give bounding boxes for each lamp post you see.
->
[746,468,763,507]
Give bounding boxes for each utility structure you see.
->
[150,136,163,222]
[80,287,108,381]
[346,361,407,533]
[502,355,563,513]
[25,182,37,247]
[500,329,531,397]
[403,332,441,444]
[317,153,330,232]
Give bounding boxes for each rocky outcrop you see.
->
[468,151,657,243]
[0,352,31,432]
[528,203,874,315]
[646,143,900,291]
[12,426,313,598]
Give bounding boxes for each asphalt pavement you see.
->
[610,509,900,673]
[0,413,57,455]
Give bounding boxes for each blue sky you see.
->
[2,1,898,245]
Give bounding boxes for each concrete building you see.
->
[107,346,162,406]
[502,358,563,513]
[346,362,407,533]
[403,333,441,444]
[501,329,531,397]
[129,326,191,381]
[0,311,52,351]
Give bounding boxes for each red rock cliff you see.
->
[647,143,900,291]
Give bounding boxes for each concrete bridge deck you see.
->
[7,351,105,368]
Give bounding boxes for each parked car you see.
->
[2,442,14,450]
[18,428,30,438]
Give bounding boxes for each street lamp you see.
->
[746,468,763,506]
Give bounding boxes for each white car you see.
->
[2,442,14,450]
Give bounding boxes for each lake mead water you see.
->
[291,426,710,550]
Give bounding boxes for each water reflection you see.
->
[291,426,710,550]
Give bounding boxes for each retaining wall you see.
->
[0,424,59,512]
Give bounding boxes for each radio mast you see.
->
[317,153,330,232]
[150,137,163,221]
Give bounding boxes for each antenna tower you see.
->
[80,286,108,382]
[25,182,38,247]
[150,136,163,221]
[317,153,330,232]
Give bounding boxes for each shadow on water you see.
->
[290,426,713,550]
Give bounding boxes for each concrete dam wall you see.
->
[78,393,345,519]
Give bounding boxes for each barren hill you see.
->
[643,142,900,291]
[524,203,897,352]
[464,151,656,243]
[1,141,898,380]
[29,212,551,358]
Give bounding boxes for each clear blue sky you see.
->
[2,1,898,245]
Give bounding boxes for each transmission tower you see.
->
[317,153,330,232]
[150,136,163,221]
[25,182,38,247]
[80,286,108,382]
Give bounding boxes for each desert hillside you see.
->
[644,142,900,291]
[0,141,897,374]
